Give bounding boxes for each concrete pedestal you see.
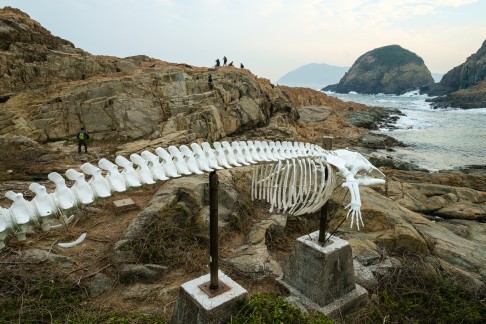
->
[170,270,248,324]
[279,231,368,319]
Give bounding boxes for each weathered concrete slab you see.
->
[113,198,138,212]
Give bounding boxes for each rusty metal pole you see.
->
[209,171,219,289]
[319,135,333,243]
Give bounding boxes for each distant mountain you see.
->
[277,63,349,89]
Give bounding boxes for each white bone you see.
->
[98,158,127,192]
[48,172,78,209]
[5,191,35,226]
[5,191,37,240]
[0,140,387,250]
[201,142,223,170]
[190,143,214,172]
[168,146,192,175]
[238,141,257,164]
[247,141,263,162]
[179,145,204,175]
[115,156,142,187]
[155,147,181,177]
[130,153,156,185]
[65,169,95,204]
[213,142,232,169]
[141,150,170,181]
[0,207,13,248]
[221,141,242,167]
[261,141,278,161]
[231,142,251,166]
[81,163,112,198]
[58,233,87,248]
[29,183,57,218]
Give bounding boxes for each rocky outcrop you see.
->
[427,80,486,109]
[427,39,486,96]
[324,45,434,95]
[0,7,122,94]
[0,7,299,145]
[426,38,486,108]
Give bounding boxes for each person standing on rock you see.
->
[215,59,220,67]
[76,127,90,154]
[208,74,214,90]
[223,56,227,66]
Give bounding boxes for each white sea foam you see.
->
[325,91,486,170]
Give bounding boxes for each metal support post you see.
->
[319,135,333,243]
[198,171,230,297]
[209,171,219,289]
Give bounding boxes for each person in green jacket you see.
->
[76,127,90,154]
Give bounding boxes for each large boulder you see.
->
[324,45,434,95]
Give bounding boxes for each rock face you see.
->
[0,7,299,144]
[0,7,118,95]
[324,45,434,95]
[426,38,486,109]
[427,80,486,109]
[428,39,486,96]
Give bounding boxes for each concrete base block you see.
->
[279,279,368,320]
[170,270,248,324]
[280,231,368,319]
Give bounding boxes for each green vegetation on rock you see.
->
[347,257,486,323]
[230,293,333,324]
[368,45,424,67]
[0,273,166,323]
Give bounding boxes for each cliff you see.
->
[0,7,303,146]
[324,45,434,95]
[426,38,486,108]
[429,39,486,95]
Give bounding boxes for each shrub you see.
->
[347,256,486,323]
[230,293,332,324]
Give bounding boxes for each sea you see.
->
[323,90,486,172]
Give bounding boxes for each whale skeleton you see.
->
[0,140,385,249]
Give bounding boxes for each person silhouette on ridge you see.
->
[223,56,227,66]
[215,59,220,67]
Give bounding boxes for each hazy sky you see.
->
[3,0,486,82]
